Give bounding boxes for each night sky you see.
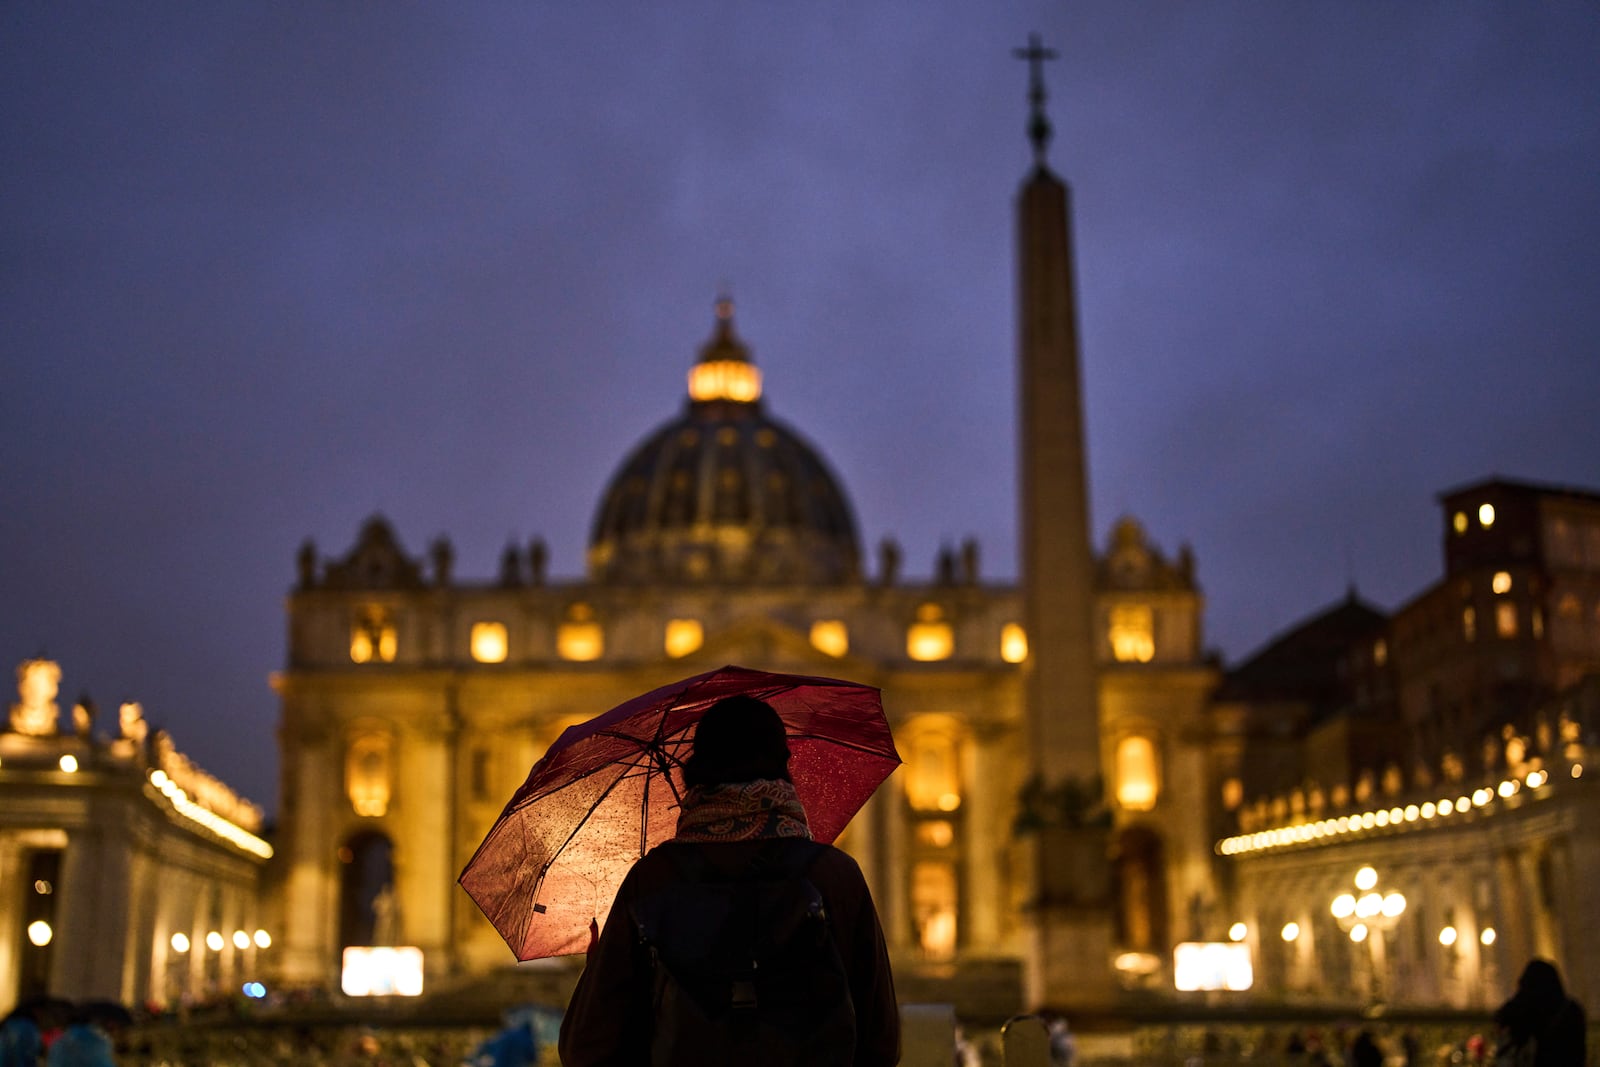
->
[4,4,1597,814]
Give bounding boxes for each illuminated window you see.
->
[904,719,961,812]
[1116,735,1159,811]
[1000,622,1028,664]
[915,820,955,848]
[809,620,849,658]
[557,603,603,662]
[1532,608,1544,639]
[907,604,953,662]
[1452,511,1468,535]
[351,608,397,664]
[1479,503,1496,528]
[664,619,703,658]
[910,861,958,960]
[1373,639,1387,666]
[1492,571,1512,595]
[688,360,763,403]
[346,732,394,817]
[470,621,508,664]
[1222,777,1243,811]
[1463,606,1477,642]
[1109,605,1155,663]
[1496,602,1517,639]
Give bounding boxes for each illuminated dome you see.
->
[588,299,861,584]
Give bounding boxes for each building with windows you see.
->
[0,661,272,1010]
[1216,478,1600,1010]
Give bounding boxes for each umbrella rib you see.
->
[526,746,686,915]
[531,763,632,905]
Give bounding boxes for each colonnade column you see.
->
[282,724,338,986]
[0,837,23,1011]
[53,819,131,1001]
[398,704,458,982]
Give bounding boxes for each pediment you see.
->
[321,515,425,591]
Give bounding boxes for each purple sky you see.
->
[4,4,1597,814]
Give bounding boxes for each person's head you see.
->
[1516,959,1566,1001]
[682,695,790,788]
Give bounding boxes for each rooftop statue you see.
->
[10,659,61,736]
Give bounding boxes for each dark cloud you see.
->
[3,2,1596,808]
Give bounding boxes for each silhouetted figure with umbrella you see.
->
[557,692,899,1066]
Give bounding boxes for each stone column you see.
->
[398,706,458,982]
[1556,817,1600,1005]
[1494,848,1530,976]
[0,836,23,1012]
[964,724,1006,950]
[844,777,879,909]
[282,726,339,987]
[54,820,132,1001]
[122,843,158,1006]
[884,786,910,952]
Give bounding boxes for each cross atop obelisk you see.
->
[1013,32,1059,168]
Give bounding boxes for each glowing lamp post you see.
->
[1330,866,1406,1006]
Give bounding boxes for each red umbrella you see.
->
[458,664,901,961]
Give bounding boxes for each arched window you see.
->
[902,718,963,813]
[558,603,604,661]
[907,603,953,662]
[664,619,703,658]
[1109,605,1155,663]
[470,621,508,663]
[1116,735,1160,811]
[346,730,394,817]
[1000,622,1028,664]
[350,606,397,663]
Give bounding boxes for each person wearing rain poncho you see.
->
[559,695,899,1066]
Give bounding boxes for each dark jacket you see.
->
[559,838,899,1067]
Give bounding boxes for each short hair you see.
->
[682,695,791,788]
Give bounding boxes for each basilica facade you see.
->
[270,292,1217,1009]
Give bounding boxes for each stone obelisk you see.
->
[1014,33,1117,1012]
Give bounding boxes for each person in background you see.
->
[1494,959,1587,1066]
[0,1001,43,1067]
[43,1006,115,1067]
[1349,1029,1384,1067]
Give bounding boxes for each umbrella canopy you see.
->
[459,665,900,961]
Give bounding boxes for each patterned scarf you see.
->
[672,779,812,843]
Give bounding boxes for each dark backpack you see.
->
[630,839,856,1067]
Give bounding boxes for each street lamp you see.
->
[1330,867,1406,1006]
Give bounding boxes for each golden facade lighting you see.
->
[663,619,703,658]
[809,620,849,658]
[470,621,508,663]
